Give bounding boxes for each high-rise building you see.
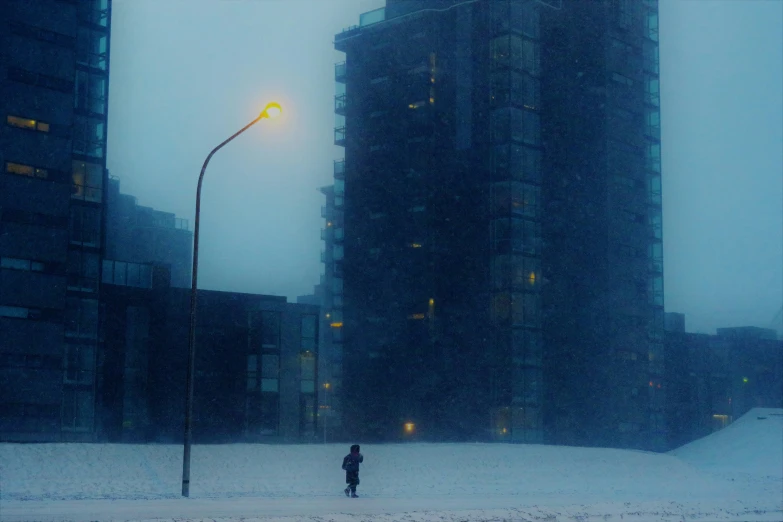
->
[1,0,112,441]
[332,0,663,449]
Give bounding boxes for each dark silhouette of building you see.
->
[105,175,192,288]
[333,0,664,449]
[1,0,112,441]
[664,314,783,449]
[101,267,321,443]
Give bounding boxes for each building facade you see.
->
[105,175,192,288]
[318,180,345,440]
[0,0,111,441]
[333,0,664,449]
[101,271,321,443]
[664,314,782,449]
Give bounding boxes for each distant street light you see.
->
[182,102,282,498]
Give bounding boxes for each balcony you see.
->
[334,94,347,116]
[334,159,345,180]
[334,126,346,147]
[335,61,346,83]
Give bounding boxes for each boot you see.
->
[344,487,350,497]
[351,490,358,498]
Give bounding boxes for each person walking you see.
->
[341,444,363,498]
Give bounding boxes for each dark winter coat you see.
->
[342,451,363,473]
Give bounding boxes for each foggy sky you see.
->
[106,0,782,336]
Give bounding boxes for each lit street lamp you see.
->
[182,102,282,498]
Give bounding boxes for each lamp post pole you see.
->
[182,104,281,498]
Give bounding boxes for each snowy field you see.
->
[0,408,780,522]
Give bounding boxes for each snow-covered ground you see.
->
[1,408,780,522]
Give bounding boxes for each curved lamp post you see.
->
[182,102,282,498]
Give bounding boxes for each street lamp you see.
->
[181,102,281,498]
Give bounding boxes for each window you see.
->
[247,354,258,391]
[7,67,73,93]
[7,115,50,132]
[492,255,540,291]
[74,70,106,115]
[5,162,47,179]
[611,72,634,86]
[72,160,103,202]
[9,21,75,48]
[645,75,660,106]
[69,206,101,247]
[649,241,663,273]
[492,218,540,255]
[1,257,45,272]
[491,70,539,109]
[261,354,279,392]
[0,305,30,319]
[67,250,99,293]
[78,0,109,27]
[511,292,539,326]
[648,174,662,205]
[64,298,99,339]
[491,35,539,75]
[261,311,281,349]
[645,10,659,41]
[72,115,105,158]
[643,40,659,74]
[645,108,660,139]
[64,344,95,384]
[301,314,317,353]
[77,27,108,70]
[646,142,661,173]
[62,387,94,430]
[300,352,316,393]
[490,182,539,218]
[491,144,540,182]
[649,207,662,239]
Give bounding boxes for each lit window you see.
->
[407,313,425,320]
[7,115,50,132]
[6,162,33,176]
[6,162,46,179]
[7,115,36,130]
[408,101,426,109]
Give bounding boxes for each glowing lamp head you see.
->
[404,422,415,434]
[261,102,282,119]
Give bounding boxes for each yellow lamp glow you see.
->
[404,422,415,433]
[261,102,282,119]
